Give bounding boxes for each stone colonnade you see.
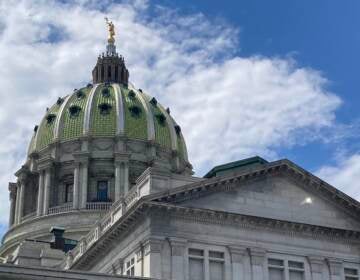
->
[9,152,130,226]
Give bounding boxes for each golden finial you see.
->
[105,17,115,44]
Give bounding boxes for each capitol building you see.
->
[0,21,359,280]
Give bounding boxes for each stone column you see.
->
[73,163,80,209]
[80,162,88,209]
[114,152,130,198]
[249,248,266,280]
[14,184,21,225]
[229,246,247,280]
[328,258,342,280]
[308,256,324,280]
[8,183,17,226]
[43,168,51,215]
[124,162,129,194]
[169,238,187,280]
[114,162,122,201]
[17,178,26,223]
[144,238,164,279]
[37,171,44,216]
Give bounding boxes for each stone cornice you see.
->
[148,159,360,221]
[114,151,131,163]
[73,152,90,164]
[36,155,55,171]
[68,198,360,272]
[148,202,360,245]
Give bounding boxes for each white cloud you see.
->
[0,0,341,229]
[317,154,360,201]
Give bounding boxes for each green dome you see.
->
[28,83,189,163]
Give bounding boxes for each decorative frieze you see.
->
[150,202,360,244]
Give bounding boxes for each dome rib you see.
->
[54,95,72,140]
[130,86,155,141]
[157,104,178,151]
[112,83,125,134]
[83,84,100,135]
[142,93,172,149]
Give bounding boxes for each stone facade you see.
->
[1,27,360,280]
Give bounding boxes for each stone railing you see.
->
[124,187,139,208]
[67,201,123,266]
[86,202,112,211]
[48,203,73,215]
[63,185,150,269]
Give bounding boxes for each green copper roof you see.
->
[122,86,148,141]
[61,87,91,141]
[204,156,268,178]
[90,85,116,137]
[144,95,171,149]
[29,83,189,162]
[36,103,61,150]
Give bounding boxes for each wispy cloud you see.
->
[317,154,360,200]
[0,0,342,232]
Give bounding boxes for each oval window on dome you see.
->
[128,90,136,99]
[69,105,81,118]
[46,113,56,124]
[98,103,112,115]
[76,90,85,99]
[129,105,141,117]
[102,87,110,98]
[155,113,166,126]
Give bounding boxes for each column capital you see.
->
[144,238,164,256]
[114,152,131,164]
[327,258,342,276]
[73,152,90,164]
[249,247,266,265]
[228,245,247,263]
[37,156,55,171]
[168,237,187,256]
[15,165,30,183]
[308,256,325,273]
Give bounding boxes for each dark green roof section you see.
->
[90,84,116,137]
[122,86,147,140]
[176,133,186,161]
[28,134,36,155]
[36,103,61,150]
[204,156,268,178]
[143,95,171,149]
[61,87,91,141]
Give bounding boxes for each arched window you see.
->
[65,183,73,203]
[115,66,118,80]
[101,65,104,80]
[97,181,108,202]
[108,65,111,79]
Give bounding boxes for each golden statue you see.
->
[105,17,115,43]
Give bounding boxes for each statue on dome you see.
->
[105,17,115,43]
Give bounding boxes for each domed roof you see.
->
[27,83,189,162]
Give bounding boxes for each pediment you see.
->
[152,162,360,231]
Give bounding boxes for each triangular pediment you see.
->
[151,160,360,231]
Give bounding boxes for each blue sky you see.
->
[0,0,360,239]
[154,0,360,170]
